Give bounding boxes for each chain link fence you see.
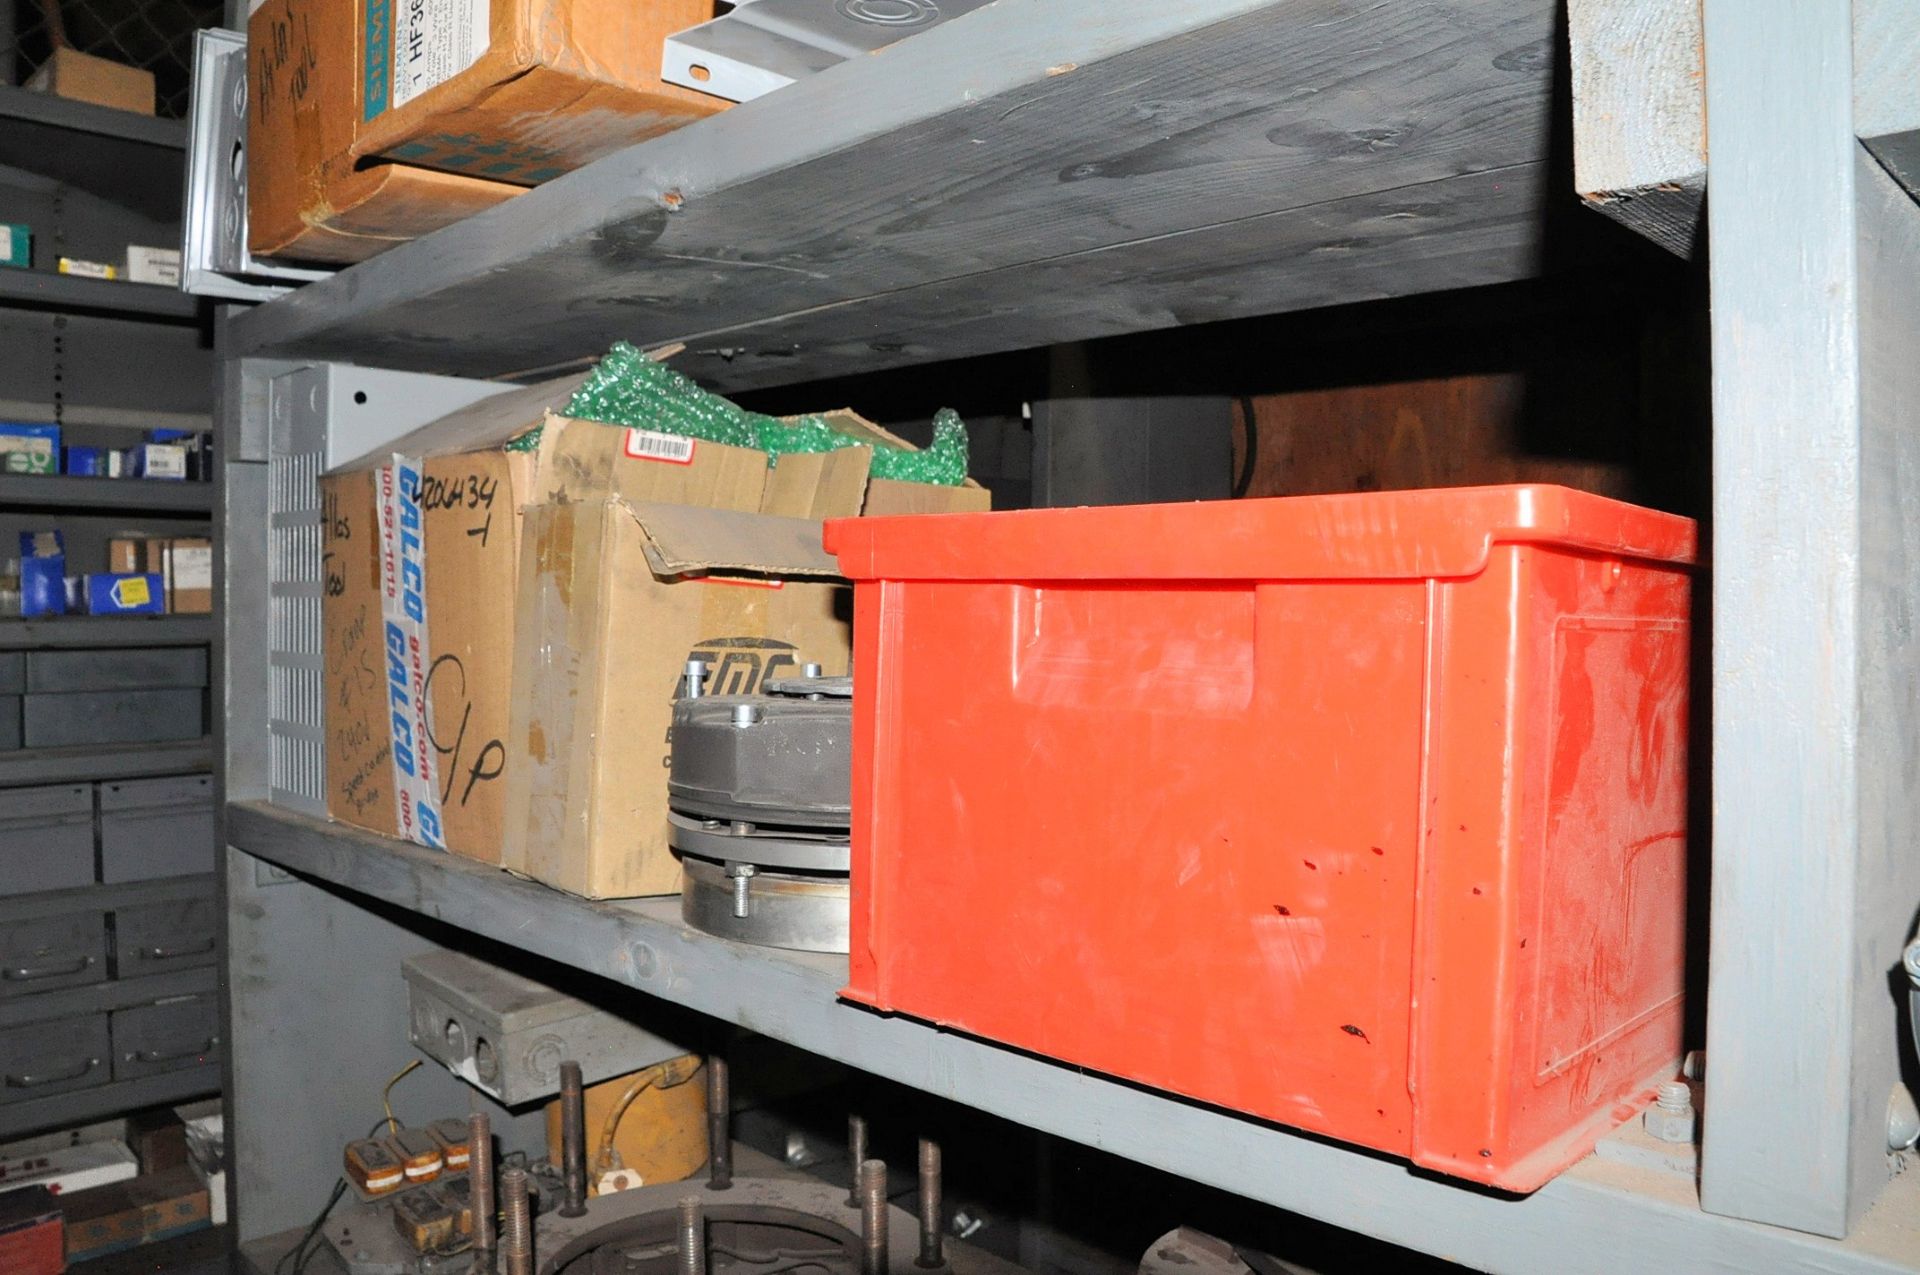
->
[4,0,226,119]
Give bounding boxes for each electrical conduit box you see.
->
[402,949,689,1106]
[826,484,1697,1193]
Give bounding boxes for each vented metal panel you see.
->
[260,364,512,817]
[265,367,326,814]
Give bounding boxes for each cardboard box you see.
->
[0,1141,138,1194]
[108,539,143,575]
[503,419,988,900]
[20,532,64,617]
[0,224,29,270]
[26,48,154,116]
[0,1185,62,1275]
[124,1112,187,1176]
[56,258,116,281]
[0,424,59,475]
[125,246,180,287]
[159,539,213,615]
[83,573,164,616]
[317,372,983,866]
[322,376,777,861]
[247,0,720,263]
[60,1166,209,1263]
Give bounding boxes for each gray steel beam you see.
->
[1701,0,1920,1237]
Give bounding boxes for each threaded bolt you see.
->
[684,659,708,699]
[1656,1081,1692,1111]
[469,1112,495,1272]
[727,863,756,919]
[846,1113,868,1208]
[916,1138,943,1269]
[706,1055,733,1190]
[559,1060,588,1217]
[678,1196,705,1275]
[499,1166,532,1275]
[860,1158,889,1275]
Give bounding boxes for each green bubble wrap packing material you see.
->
[515,342,969,487]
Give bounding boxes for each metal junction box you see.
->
[402,950,688,1106]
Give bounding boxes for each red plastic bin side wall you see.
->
[841,508,1691,1193]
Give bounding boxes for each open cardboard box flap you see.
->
[626,501,844,579]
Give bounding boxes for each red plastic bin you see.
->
[824,485,1696,1192]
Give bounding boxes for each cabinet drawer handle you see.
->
[136,938,216,961]
[132,1039,216,1064]
[5,1056,100,1088]
[3,955,95,981]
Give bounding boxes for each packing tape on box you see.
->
[377,455,446,848]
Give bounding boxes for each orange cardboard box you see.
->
[248,0,723,263]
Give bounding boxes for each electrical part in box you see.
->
[669,663,852,953]
[322,1053,1027,1274]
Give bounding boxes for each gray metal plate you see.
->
[667,812,850,873]
[668,695,851,827]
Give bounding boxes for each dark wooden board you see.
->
[231,0,1558,387]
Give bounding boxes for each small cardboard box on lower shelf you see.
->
[60,1166,209,1264]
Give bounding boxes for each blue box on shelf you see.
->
[83,573,165,616]
[62,445,106,476]
[19,531,64,617]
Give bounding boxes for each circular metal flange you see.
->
[668,811,850,873]
[669,693,852,828]
[681,855,849,954]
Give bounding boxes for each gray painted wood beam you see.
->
[229,0,1560,386]
[1571,0,1919,256]
[1701,0,1920,1238]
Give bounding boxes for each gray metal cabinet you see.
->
[0,1014,109,1106]
[114,897,219,976]
[0,784,94,896]
[99,775,215,882]
[0,910,108,999]
[111,995,220,1081]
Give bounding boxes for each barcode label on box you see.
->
[623,429,696,465]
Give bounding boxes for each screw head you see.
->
[732,703,763,727]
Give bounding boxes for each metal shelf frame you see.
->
[0,473,214,514]
[0,1065,219,1142]
[213,0,1920,1268]
[223,802,1920,1275]
[0,739,212,786]
[0,616,215,650]
[0,269,201,321]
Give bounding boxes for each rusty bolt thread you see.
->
[678,1196,705,1275]
[469,1112,496,1265]
[560,1060,588,1217]
[500,1166,533,1275]
[916,1138,943,1269]
[860,1158,890,1275]
[706,1055,733,1190]
[846,1113,868,1207]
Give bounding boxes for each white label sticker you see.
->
[623,429,697,465]
[173,547,212,592]
[0,226,12,259]
[377,456,445,850]
[391,0,491,109]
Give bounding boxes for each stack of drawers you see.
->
[0,774,220,1115]
[0,649,210,751]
